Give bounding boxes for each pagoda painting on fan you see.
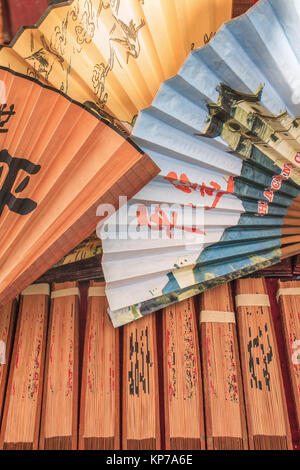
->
[99,0,300,326]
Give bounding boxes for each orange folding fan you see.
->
[0,67,158,306]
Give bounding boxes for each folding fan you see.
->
[0,66,158,306]
[99,0,300,327]
[0,0,232,128]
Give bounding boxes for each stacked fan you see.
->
[2,0,300,329]
[0,0,232,307]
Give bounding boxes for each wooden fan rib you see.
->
[281,235,300,246]
[283,218,300,227]
[285,209,300,219]
[162,298,205,450]
[39,281,79,450]
[79,281,120,450]
[200,283,248,450]
[0,286,49,450]
[281,243,300,259]
[235,278,293,450]
[122,313,160,450]
[282,227,300,235]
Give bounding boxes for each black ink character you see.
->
[0,149,41,218]
[204,32,216,44]
[0,104,15,133]
[248,322,273,392]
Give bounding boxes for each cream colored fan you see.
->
[0,0,232,127]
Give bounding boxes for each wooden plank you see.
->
[235,278,292,450]
[200,283,248,450]
[79,281,120,449]
[162,298,205,450]
[0,285,49,449]
[122,314,160,449]
[40,282,79,450]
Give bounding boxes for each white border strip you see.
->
[88,286,106,297]
[200,310,236,324]
[235,294,270,307]
[21,284,50,296]
[51,288,80,299]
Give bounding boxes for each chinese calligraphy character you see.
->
[136,204,206,239]
[0,149,41,218]
[165,172,198,194]
[164,171,234,210]
[0,104,15,133]
[248,323,273,392]
[128,327,150,396]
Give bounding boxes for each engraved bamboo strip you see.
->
[0,286,49,450]
[235,278,292,450]
[40,282,79,450]
[200,283,248,450]
[122,313,160,450]
[0,299,17,423]
[277,280,300,431]
[162,298,205,450]
[79,281,120,450]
